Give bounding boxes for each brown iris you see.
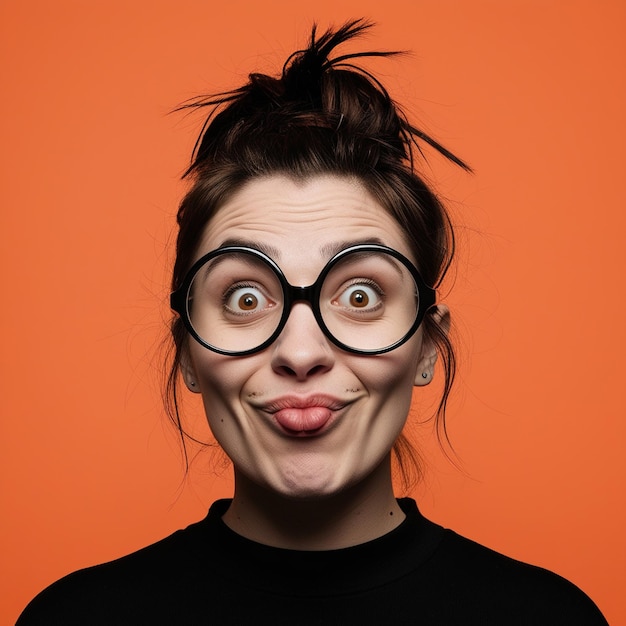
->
[349,290,369,307]
[239,293,258,310]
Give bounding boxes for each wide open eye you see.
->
[332,281,383,316]
[223,284,274,316]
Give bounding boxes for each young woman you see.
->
[18,20,607,625]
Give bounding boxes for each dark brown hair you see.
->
[165,19,469,485]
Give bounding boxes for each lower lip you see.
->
[273,407,333,434]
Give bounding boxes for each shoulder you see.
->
[16,507,226,625]
[392,499,607,624]
[424,525,607,624]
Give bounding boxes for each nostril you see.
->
[275,363,328,378]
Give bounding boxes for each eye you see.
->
[223,284,273,316]
[333,281,383,313]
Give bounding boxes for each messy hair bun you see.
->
[182,20,467,177]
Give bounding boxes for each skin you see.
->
[181,174,447,550]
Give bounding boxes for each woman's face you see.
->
[182,174,438,499]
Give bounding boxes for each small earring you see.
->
[421,372,429,379]
[189,381,196,387]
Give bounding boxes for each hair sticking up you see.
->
[177,19,469,178]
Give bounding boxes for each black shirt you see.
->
[17,498,607,625]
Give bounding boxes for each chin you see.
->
[267,459,362,501]
[276,471,338,499]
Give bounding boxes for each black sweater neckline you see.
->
[194,497,445,597]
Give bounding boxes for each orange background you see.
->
[1,1,624,623]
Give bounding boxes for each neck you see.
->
[222,456,405,550]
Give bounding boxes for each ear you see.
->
[414,304,450,386]
[179,349,202,394]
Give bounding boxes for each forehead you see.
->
[196,175,413,264]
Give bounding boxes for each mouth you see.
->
[258,394,349,436]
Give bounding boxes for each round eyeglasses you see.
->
[170,244,436,356]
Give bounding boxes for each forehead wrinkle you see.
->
[199,176,415,266]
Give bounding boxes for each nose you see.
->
[270,302,335,380]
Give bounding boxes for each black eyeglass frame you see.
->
[170,244,436,356]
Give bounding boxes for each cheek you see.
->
[195,356,245,400]
[189,348,264,419]
[192,356,249,445]
[358,337,423,391]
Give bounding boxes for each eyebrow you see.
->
[218,237,388,260]
[218,238,283,259]
[319,237,387,258]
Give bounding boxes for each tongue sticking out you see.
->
[274,407,332,432]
